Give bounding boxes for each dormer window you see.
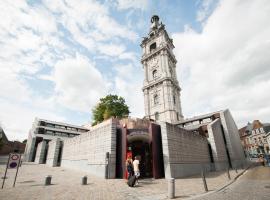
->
[152,70,158,79]
[150,42,156,52]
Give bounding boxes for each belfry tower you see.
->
[141,15,183,123]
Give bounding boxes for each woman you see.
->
[126,157,134,179]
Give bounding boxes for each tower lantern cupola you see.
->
[151,15,160,29]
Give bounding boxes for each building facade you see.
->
[239,120,270,158]
[0,126,25,155]
[24,15,245,179]
[24,118,89,163]
[141,15,183,123]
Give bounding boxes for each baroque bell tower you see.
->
[141,15,183,123]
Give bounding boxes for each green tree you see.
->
[92,94,130,125]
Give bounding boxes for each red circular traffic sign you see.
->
[11,155,19,160]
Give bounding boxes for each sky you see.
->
[0,0,270,141]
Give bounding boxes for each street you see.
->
[194,166,270,200]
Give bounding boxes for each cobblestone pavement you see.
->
[0,163,244,200]
[192,166,270,200]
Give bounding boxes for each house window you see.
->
[153,70,158,79]
[155,112,159,120]
[150,42,156,52]
[154,94,159,105]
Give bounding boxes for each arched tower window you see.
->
[155,112,159,120]
[154,94,159,105]
[150,42,156,52]
[173,95,176,105]
[152,70,157,79]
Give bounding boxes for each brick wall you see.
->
[61,119,117,178]
[160,122,210,178]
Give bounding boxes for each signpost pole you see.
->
[13,154,21,187]
[1,154,11,189]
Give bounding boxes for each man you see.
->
[133,156,140,185]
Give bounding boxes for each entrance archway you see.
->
[115,122,165,179]
[127,131,152,178]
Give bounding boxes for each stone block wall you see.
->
[61,119,117,178]
[35,140,46,164]
[24,133,36,162]
[47,138,61,167]
[160,122,210,178]
[220,110,246,168]
[207,119,228,171]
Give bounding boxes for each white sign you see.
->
[7,153,20,169]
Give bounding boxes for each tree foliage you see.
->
[92,94,130,125]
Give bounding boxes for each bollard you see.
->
[201,169,208,192]
[235,167,238,173]
[227,167,231,180]
[82,176,87,185]
[168,178,175,199]
[45,175,52,186]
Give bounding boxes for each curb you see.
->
[186,164,253,200]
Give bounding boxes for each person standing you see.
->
[133,156,140,185]
[126,157,134,179]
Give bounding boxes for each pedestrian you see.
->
[126,156,134,179]
[133,156,140,185]
[259,155,265,167]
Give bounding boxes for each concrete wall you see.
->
[24,133,36,162]
[220,110,246,168]
[47,138,61,167]
[61,119,117,178]
[207,119,228,171]
[160,122,211,178]
[35,140,46,164]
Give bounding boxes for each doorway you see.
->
[128,140,152,178]
[127,130,152,178]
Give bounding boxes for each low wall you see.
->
[47,138,61,167]
[220,110,246,168]
[61,119,117,178]
[160,122,211,178]
[207,119,229,171]
[0,155,9,165]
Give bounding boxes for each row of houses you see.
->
[239,120,270,158]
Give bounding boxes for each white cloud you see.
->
[113,63,144,118]
[196,0,215,22]
[53,54,109,112]
[0,98,66,141]
[116,0,148,11]
[43,0,138,45]
[173,0,270,127]
[98,43,126,57]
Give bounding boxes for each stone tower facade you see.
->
[141,15,184,123]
